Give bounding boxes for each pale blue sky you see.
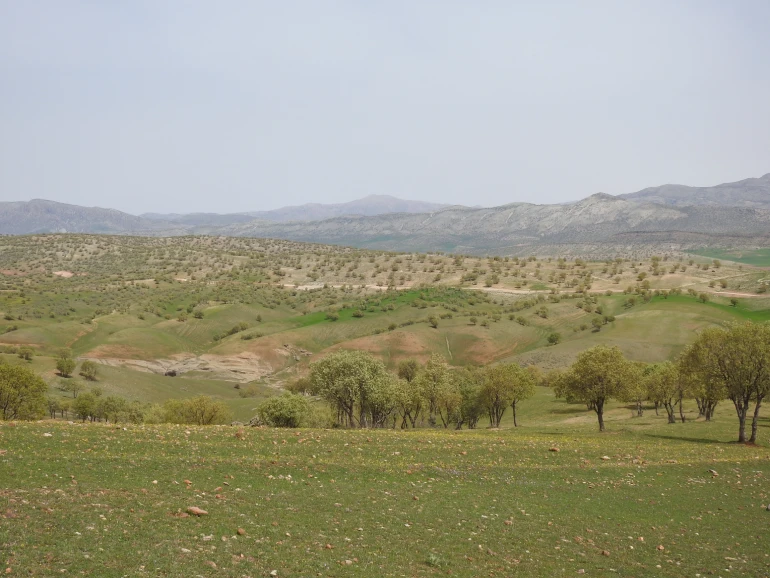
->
[1,1,769,214]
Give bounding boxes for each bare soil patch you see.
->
[84,351,273,383]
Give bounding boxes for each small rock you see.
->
[237,528,246,535]
[657,545,665,551]
[601,550,610,557]
[549,447,560,452]
[601,456,611,461]
[270,571,278,576]
[43,433,53,437]
[186,506,208,516]
[708,469,718,476]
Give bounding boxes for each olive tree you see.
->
[79,360,99,381]
[414,354,450,426]
[645,362,686,424]
[682,322,770,443]
[0,361,47,420]
[56,356,76,378]
[554,345,635,431]
[622,362,649,417]
[309,350,390,428]
[454,368,485,429]
[480,362,535,427]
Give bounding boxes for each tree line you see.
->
[271,351,538,430]
[3,322,768,443]
[553,322,769,443]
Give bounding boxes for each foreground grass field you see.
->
[2,392,769,577]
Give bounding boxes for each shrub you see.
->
[547,332,561,345]
[146,396,231,425]
[256,393,310,427]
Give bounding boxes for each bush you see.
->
[18,347,34,361]
[145,395,231,425]
[547,332,561,345]
[256,393,310,428]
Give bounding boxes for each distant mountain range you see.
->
[619,173,770,208]
[1,174,769,255]
[0,199,182,235]
[141,195,448,224]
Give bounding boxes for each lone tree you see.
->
[682,322,770,443]
[0,361,47,420]
[56,351,76,378]
[79,360,99,381]
[554,345,635,431]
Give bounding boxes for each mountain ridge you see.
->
[2,173,769,254]
[618,172,770,208]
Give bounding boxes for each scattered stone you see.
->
[708,469,718,476]
[237,528,246,535]
[164,370,177,377]
[186,507,208,516]
[657,545,665,551]
[601,550,610,557]
[601,456,611,461]
[43,433,53,437]
[549,447,560,452]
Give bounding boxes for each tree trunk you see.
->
[595,400,605,432]
[732,397,750,442]
[654,402,659,416]
[749,399,763,444]
[512,402,518,427]
[664,402,676,424]
[678,396,686,423]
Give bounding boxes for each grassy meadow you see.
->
[2,390,769,577]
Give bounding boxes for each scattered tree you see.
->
[554,345,635,431]
[0,361,47,420]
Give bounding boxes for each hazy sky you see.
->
[1,1,769,214]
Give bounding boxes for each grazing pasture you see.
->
[1,395,769,577]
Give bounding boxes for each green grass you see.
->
[2,394,769,577]
[691,247,770,267]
